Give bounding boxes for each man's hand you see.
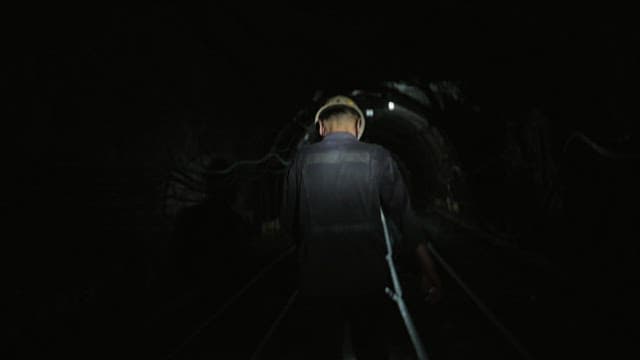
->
[416,243,443,304]
[420,273,442,305]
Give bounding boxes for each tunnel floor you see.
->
[149,224,584,360]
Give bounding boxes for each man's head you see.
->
[314,95,365,139]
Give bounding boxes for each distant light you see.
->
[388,101,395,110]
[365,109,374,117]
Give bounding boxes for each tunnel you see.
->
[153,80,637,359]
[157,81,478,359]
[11,3,640,360]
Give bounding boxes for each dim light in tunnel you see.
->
[388,101,395,111]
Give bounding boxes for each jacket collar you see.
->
[322,132,358,142]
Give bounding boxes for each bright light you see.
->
[366,109,374,117]
[388,101,395,110]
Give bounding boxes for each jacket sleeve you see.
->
[280,152,300,245]
[378,148,423,252]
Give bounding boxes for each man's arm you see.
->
[416,242,443,304]
[379,148,442,303]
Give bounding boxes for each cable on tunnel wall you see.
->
[207,152,290,175]
[562,131,640,159]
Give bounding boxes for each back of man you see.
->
[289,132,396,296]
[279,96,424,360]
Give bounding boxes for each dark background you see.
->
[7,1,639,359]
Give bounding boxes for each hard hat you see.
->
[314,95,366,140]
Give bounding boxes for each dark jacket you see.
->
[281,132,423,296]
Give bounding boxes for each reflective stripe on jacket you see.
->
[281,132,422,296]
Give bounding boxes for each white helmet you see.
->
[314,95,366,140]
